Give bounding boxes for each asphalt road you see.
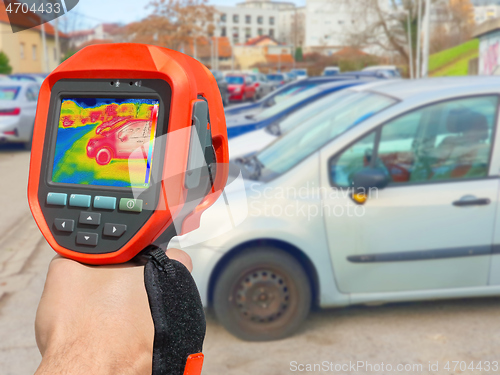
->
[1,146,500,375]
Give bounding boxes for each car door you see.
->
[320,95,500,294]
[19,85,38,140]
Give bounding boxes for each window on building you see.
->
[232,27,239,43]
[32,45,37,61]
[221,13,227,22]
[20,43,25,59]
[233,14,239,23]
[270,16,275,25]
[269,28,275,37]
[258,28,263,36]
[245,27,251,40]
[221,26,227,37]
[245,15,251,24]
[257,16,263,24]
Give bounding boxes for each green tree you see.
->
[0,52,12,74]
[61,50,77,63]
[295,47,303,62]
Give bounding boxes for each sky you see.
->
[64,0,306,30]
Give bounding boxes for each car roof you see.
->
[313,79,374,91]
[0,80,38,88]
[365,77,500,100]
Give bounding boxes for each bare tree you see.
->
[339,0,421,66]
[125,0,215,52]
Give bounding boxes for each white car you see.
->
[173,77,500,341]
[323,67,341,76]
[291,69,308,80]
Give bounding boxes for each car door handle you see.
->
[453,198,491,207]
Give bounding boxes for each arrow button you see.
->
[76,232,98,246]
[54,219,74,233]
[103,223,127,238]
[79,212,101,226]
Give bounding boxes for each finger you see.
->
[165,248,193,273]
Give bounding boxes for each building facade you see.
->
[215,4,281,45]
[0,4,65,73]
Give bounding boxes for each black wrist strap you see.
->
[144,247,206,375]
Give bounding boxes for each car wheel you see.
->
[213,247,311,341]
[95,147,113,165]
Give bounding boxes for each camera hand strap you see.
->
[144,247,206,375]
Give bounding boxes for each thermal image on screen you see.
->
[51,98,160,188]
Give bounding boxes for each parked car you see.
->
[323,67,341,76]
[210,70,229,106]
[290,68,308,80]
[363,65,402,78]
[225,76,375,118]
[266,73,290,89]
[228,80,381,159]
[0,81,40,149]
[9,73,46,84]
[248,73,274,100]
[226,80,362,138]
[87,118,152,165]
[174,77,500,341]
[226,74,256,102]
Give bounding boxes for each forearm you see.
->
[35,336,151,375]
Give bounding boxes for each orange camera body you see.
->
[28,43,228,265]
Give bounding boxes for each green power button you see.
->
[119,198,143,213]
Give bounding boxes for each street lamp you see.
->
[396,9,414,79]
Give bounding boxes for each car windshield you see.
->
[267,74,284,81]
[324,70,338,76]
[226,76,244,84]
[269,89,355,135]
[256,91,396,177]
[0,86,20,100]
[253,85,325,121]
[294,70,307,76]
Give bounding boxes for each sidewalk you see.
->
[0,214,51,375]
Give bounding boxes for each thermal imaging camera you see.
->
[28,43,229,265]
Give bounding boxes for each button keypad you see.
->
[49,194,142,251]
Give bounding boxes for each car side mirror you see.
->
[264,99,274,107]
[350,167,390,204]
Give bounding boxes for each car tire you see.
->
[95,147,113,165]
[213,247,311,341]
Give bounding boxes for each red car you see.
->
[226,74,256,102]
[87,118,152,165]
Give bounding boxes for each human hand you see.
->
[34,249,193,375]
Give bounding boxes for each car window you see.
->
[26,86,39,101]
[330,95,498,187]
[226,76,244,84]
[257,92,396,177]
[0,86,20,100]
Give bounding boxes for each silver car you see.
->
[174,77,500,341]
[0,81,40,149]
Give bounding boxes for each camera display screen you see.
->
[51,97,160,189]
